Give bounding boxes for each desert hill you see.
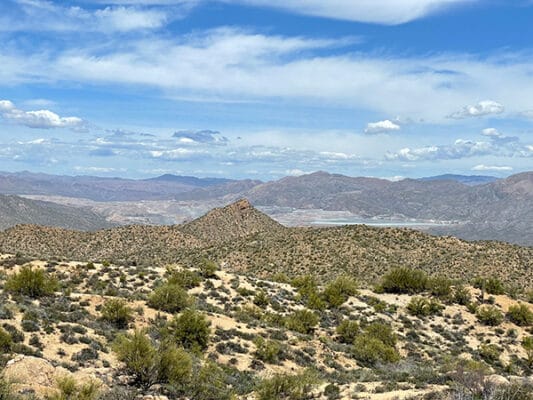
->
[1,200,531,289]
[0,194,113,231]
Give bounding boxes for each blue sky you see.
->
[0,0,532,180]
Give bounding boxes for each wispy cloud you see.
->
[472,164,513,172]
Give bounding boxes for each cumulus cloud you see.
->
[172,130,228,144]
[448,100,505,119]
[364,120,401,134]
[0,100,85,129]
[471,164,513,172]
[481,128,502,137]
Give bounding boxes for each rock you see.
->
[486,374,509,386]
[3,355,103,397]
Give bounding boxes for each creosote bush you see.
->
[407,296,443,317]
[5,265,58,298]
[47,375,100,400]
[166,309,211,352]
[335,320,359,344]
[322,276,358,308]
[113,329,192,389]
[285,309,319,335]
[256,370,316,400]
[378,268,428,294]
[148,283,190,313]
[167,269,202,289]
[352,322,399,366]
[474,277,505,295]
[476,305,504,326]
[100,298,134,329]
[507,303,533,326]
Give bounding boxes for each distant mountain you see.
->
[0,200,531,288]
[0,171,244,201]
[0,194,113,231]
[418,174,499,186]
[144,174,234,187]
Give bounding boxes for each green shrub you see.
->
[476,305,504,326]
[285,309,319,335]
[427,276,452,298]
[478,344,500,364]
[452,285,472,305]
[100,299,133,329]
[198,259,218,279]
[291,275,325,310]
[523,336,533,368]
[363,322,397,347]
[167,309,211,352]
[322,276,358,308]
[256,370,316,400]
[113,329,192,389]
[0,327,12,353]
[379,268,428,294]
[148,283,191,313]
[507,303,533,327]
[335,320,359,344]
[352,334,400,366]
[474,277,505,295]
[168,270,202,289]
[253,291,270,308]
[407,297,443,317]
[190,361,233,400]
[254,337,282,364]
[5,265,58,298]
[47,375,100,400]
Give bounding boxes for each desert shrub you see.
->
[256,370,316,400]
[0,328,12,353]
[352,335,400,366]
[253,291,270,308]
[379,268,428,294]
[198,259,218,279]
[478,344,500,364]
[507,303,533,327]
[324,383,340,400]
[285,309,319,335]
[523,336,533,368]
[190,361,233,400]
[47,375,100,400]
[113,329,192,389]
[72,347,99,363]
[291,275,325,310]
[476,305,504,326]
[363,322,397,347]
[407,297,443,317]
[100,299,133,329]
[526,290,533,304]
[322,276,358,308]
[453,285,472,305]
[335,320,359,344]
[168,270,201,289]
[167,309,211,352]
[427,276,452,298]
[474,277,505,295]
[5,265,58,298]
[2,324,23,343]
[148,283,190,313]
[254,337,282,364]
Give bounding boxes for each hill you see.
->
[0,194,113,231]
[418,174,499,185]
[0,200,531,289]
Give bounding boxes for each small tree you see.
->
[148,283,191,313]
[101,298,133,329]
[167,309,211,352]
[5,265,58,298]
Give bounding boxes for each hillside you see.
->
[0,200,531,289]
[0,253,531,400]
[0,195,113,231]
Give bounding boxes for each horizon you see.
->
[1,0,532,180]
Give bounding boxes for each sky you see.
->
[0,0,532,180]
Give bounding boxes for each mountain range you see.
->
[0,170,532,246]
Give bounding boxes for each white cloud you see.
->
[94,6,168,32]
[472,164,513,172]
[230,0,474,24]
[481,128,502,137]
[365,119,401,134]
[0,99,84,129]
[99,0,474,24]
[448,100,505,119]
[285,169,306,176]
